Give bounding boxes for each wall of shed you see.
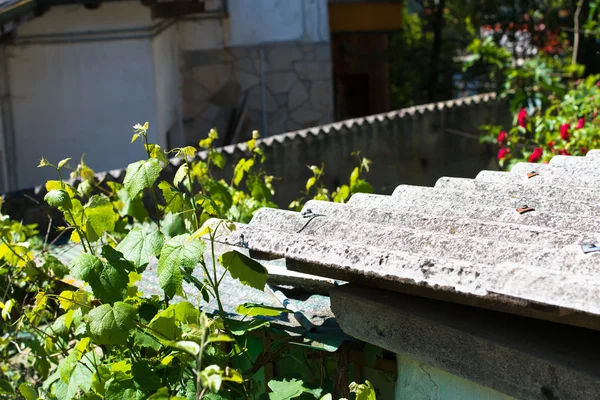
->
[152,23,182,149]
[206,94,508,206]
[5,1,167,190]
[395,354,514,400]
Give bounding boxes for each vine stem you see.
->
[209,228,225,318]
[572,0,584,65]
[142,133,162,231]
[185,158,200,231]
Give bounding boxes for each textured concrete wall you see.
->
[2,93,505,225]
[152,23,183,148]
[395,354,514,400]
[180,41,334,146]
[6,2,159,190]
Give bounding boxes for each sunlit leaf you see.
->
[124,159,162,198]
[219,250,267,291]
[116,227,164,268]
[88,302,136,345]
[157,234,205,298]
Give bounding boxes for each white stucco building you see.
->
[0,0,402,191]
[0,0,333,190]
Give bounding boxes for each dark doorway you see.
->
[335,74,370,120]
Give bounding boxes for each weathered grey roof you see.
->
[207,153,600,331]
[25,91,496,194]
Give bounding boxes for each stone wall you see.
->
[180,40,334,147]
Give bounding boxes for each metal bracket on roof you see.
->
[233,234,249,249]
[516,205,535,214]
[581,242,600,254]
[297,209,326,233]
[526,171,539,179]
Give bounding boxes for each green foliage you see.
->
[290,151,372,211]
[116,226,164,269]
[219,251,267,291]
[157,234,205,298]
[461,1,600,167]
[0,123,377,399]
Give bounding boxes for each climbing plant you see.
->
[0,124,376,399]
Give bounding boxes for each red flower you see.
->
[498,147,510,160]
[497,130,508,144]
[577,118,585,129]
[517,108,527,128]
[528,147,543,163]
[580,147,588,155]
[559,123,570,140]
[558,149,570,156]
[547,141,554,149]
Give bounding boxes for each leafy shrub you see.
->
[0,124,376,399]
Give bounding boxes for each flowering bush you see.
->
[482,74,600,168]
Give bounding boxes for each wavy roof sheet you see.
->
[206,150,600,331]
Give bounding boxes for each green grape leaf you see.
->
[18,383,37,400]
[226,318,270,336]
[209,150,225,169]
[117,188,148,222]
[0,379,14,395]
[44,189,72,210]
[350,380,377,400]
[219,250,267,291]
[60,351,97,399]
[173,164,189,187]
[235,303,290,317]
[133,330,162,351]
[233,158,254,186]
[70,253,103,282]
[84,195,116,242]
[88,302,136,345]
[46,180,77,198]
[350,179,373,195]
[148,305,180,341]
[157,234,205,298]
[267,379,306,400]
[158,181,189,214]
[43,254,69,278]
[124,158,162,198]
[174,301,199,324]
[145,143,168,165]
[116,227,164,268]
[73,248,130,304]
[105,379,145,400]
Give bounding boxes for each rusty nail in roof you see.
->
[517,206,535,214]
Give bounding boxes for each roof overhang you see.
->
[0,0,36,36]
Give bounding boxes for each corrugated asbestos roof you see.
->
[207,150,600,331]
[50,241,352,351]
[25,92,497,196]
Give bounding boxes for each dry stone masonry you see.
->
[181,41,333,145]
[207,152,600,331]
